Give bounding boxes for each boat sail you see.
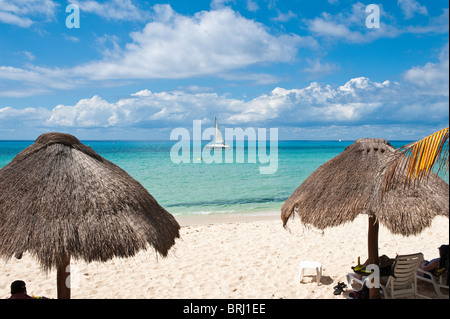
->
[206,117,230,149]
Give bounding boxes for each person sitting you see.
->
[420,258,439,271]
[8,280,35,299]
[418,245,449,280]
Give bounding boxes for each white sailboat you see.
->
[205,117,230,149]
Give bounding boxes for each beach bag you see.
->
[379,254,395,277]
[349,283,369,299]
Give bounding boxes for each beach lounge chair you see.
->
[346,255,395,290]
[346,272,367,289]
[380,253,424,299]
[416,268,449,299]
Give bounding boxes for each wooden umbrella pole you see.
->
[368,215,380,299]
[57,254,71,299]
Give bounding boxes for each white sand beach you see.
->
[1,214,448,299]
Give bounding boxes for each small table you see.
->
[298,261,323,286]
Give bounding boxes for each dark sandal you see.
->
[333,282,347,290]
[333,287,343,295]
[333,282,347,295]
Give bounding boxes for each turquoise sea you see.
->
[0,140,448,218]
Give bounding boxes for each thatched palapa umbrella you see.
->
[281,138,449,298]
[0,133,180,299]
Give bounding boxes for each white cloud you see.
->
[0,0,57,27]
[303,59,339,80]
[226,78,395,124]
[220,72,281,85]
[305,3,401,43]
[272,10,297,22]
[46,95,123,127]
[406,9,449,34]
[69,0,146,21]
[288,123,447,141]
[307,17,366,42]
[338,77,391,94]
[397,0,428,19]
[34,76,446,131]
[72,6,307,80]
[0,66,43,82]
[404,43,449,96]
[45,90,226,128]
[305,1,445,43]
[0,65,81,90]
[0,11,32,27]
[0,5,313,95]
[21,51,35,61]
[1,73,447,141]
[0,63,88,98]
[0,0,57,17]
[210,0,236,10]
[63,34,80,43]
[0,88,50,98]
[0,106,49,120]
[247,0,259,12]
[0,106,50,132]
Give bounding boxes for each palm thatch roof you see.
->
[281,138,449,236]
[0,132,180,272]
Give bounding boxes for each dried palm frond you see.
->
[383,127,449,193]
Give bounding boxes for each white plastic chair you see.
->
[298,261,322,286]
[417,268,449,299]
[380,253,424,299]
[347,266,379,291]
[347,272,367,288]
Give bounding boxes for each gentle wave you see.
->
[165,196,288,208]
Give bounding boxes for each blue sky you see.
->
[0,0,448,140]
